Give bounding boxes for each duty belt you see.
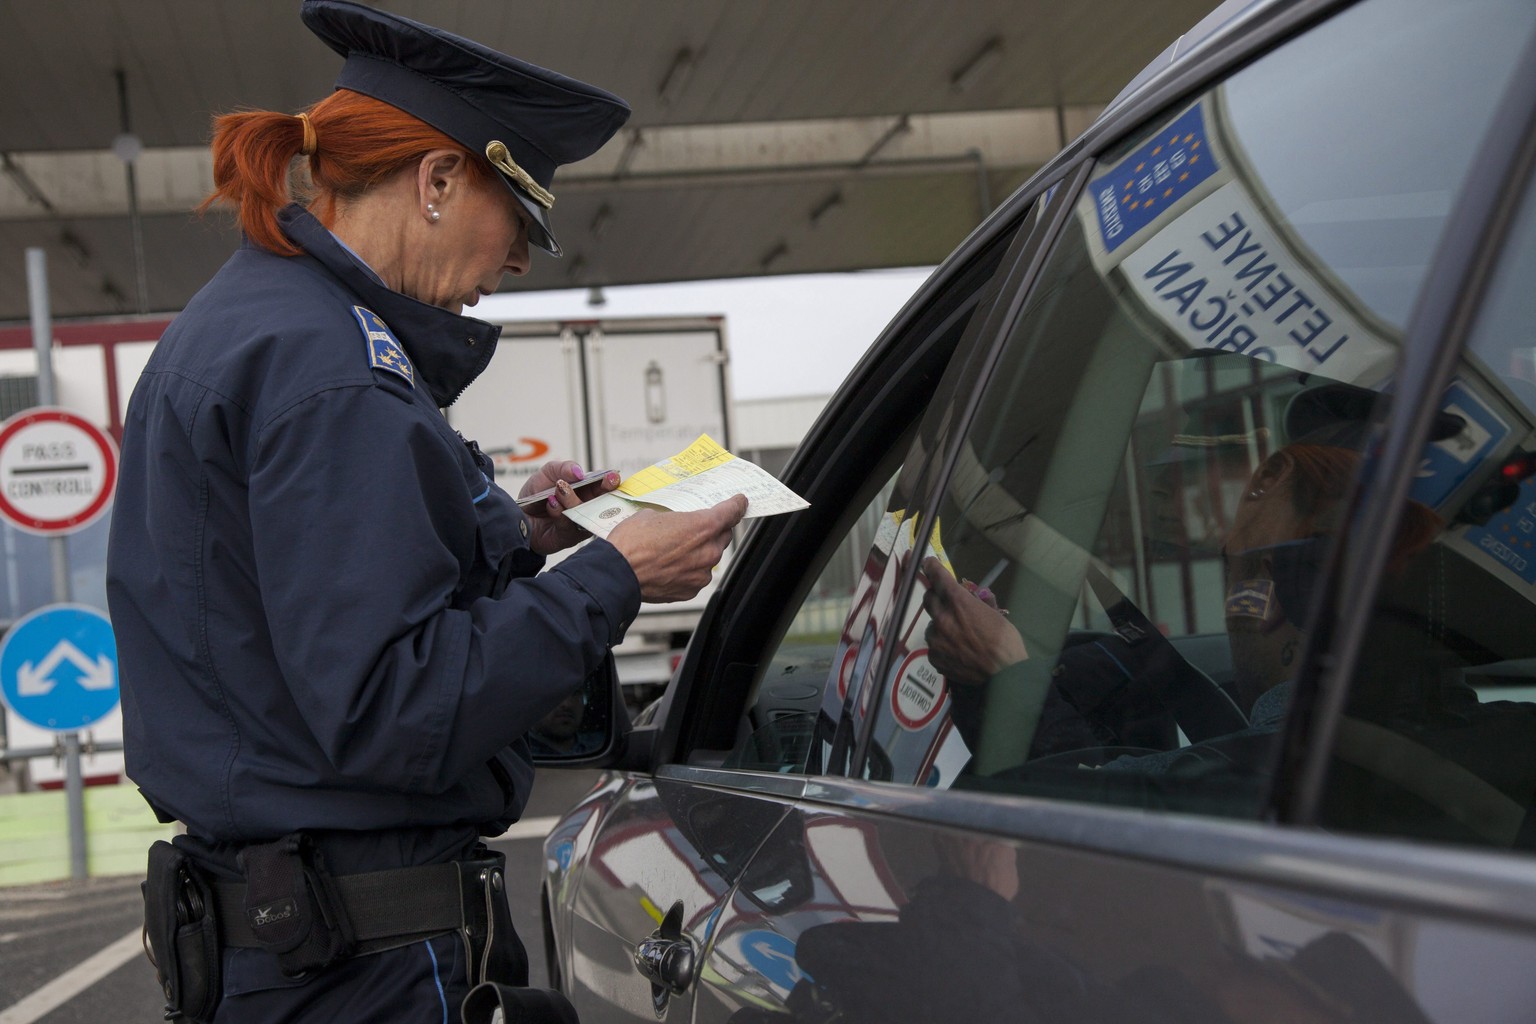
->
[213,857,501,955]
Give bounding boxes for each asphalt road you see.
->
[0,769,603,1023]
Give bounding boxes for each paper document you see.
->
[563,435,809,538]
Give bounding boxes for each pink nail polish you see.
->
[572,465,585,480]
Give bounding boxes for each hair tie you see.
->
[296,112,317,156]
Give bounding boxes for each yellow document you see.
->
[617,435,737,497]
[563,434,809,539]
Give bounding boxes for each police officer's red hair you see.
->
[1251,443,1441,575]
[200,88,500,256]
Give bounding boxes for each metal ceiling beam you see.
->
[0,105,1101,222]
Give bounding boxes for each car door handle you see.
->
[633,901,696,997]
[633,935,695,993]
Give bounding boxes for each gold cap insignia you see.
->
[485,141,555,210]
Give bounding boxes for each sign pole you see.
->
[26,249,56,413]
[26,247,87,882]
[62,733,86,880]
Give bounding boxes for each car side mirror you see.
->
[527,657,630,766]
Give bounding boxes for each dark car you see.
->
[530,0,1536,1020]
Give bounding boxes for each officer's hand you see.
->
[920,556,1028,687]
[608,495,748,603]
[521,461,621,555]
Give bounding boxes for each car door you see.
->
[634,1,1536,1022]
[549,194,1040,1024]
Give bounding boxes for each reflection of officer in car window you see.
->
[922,381,1442,770]
[1097,440,1440,774]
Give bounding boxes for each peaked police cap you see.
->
[301,0,631,257]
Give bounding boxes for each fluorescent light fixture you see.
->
[614,130,645,177]
[590,203,613,239]
[950,36,1003,93]
[759,241,788,270]
[658,47,697,107]
[808,190,843,226]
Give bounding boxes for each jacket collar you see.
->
[277,204,500,407]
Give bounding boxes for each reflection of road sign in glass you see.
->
[739,929,807,994]
[890,649,947,730]
[0,604,119,731]
[1409,382,1508,512]
[0,408,119,535]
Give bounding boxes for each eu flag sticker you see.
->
[353,306,414,388]
[1089,102,1220,254]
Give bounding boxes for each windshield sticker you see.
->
[1089,102,1223,256]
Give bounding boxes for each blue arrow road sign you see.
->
[739,929,809,994]
[0,604,119,732]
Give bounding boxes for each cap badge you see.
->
[485,141,555,209]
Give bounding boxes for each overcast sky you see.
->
[476,266,935,402]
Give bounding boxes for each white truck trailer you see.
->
[445,315,735,699]
[0,313,734,787]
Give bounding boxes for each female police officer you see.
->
[105,2,744,1021]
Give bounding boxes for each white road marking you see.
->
[0,927,142,1024]
[498,815,558,840]
[0,820,560,1022]
[0,890,69,902]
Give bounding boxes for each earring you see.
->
[427,203,440,222]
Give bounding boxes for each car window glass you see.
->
[858,0,1536,817]
[722,470,898,773]
[718,203,1037,775]
[1317,168,1536,852]
[1219,0,1536,329]
[805,199,1058,780]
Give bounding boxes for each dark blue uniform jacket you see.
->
[106,205,640,866]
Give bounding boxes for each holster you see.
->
[236,832,356,977]
[142,840,222,1023]
[457,852,528,988]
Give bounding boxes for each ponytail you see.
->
[198,89,499,256]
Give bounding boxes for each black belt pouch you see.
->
[143,839,222,1023]
[236,832,355,977]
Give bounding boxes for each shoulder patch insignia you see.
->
[353,306,414,388]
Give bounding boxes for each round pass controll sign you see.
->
[0,408,119,535]
[890,648,947,730]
